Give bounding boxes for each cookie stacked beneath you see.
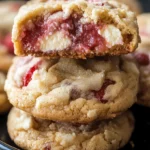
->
[5,0,140,149]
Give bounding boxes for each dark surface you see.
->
[1,105,150,150]
[139,0,150,12]
[0,0,150,150]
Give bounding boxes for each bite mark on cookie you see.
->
[20,12,123,54]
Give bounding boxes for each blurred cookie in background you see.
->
[0,1,24,72]
[114,0,142,15]
[0,72,11,114]
[0,1,24,113]
[133,44,150,107]
[138,13,150,46]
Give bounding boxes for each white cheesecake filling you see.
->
[40,31,71,51]
[99,25,123,48]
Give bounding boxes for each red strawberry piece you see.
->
[93,79,115,103]
[22,61,42,87]
[135,53,149,66]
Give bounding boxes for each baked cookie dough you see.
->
[7,108,135,150]
[12,0,140,59]
[5,56,139,123]
[137,13,150,46]
[32,0,142,15]
[0,71,11,113]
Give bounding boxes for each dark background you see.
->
[139,0,150,12]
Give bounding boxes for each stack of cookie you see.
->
[0,1,23,114]
[5,0,140,149]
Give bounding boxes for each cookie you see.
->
[12,0,140,59]
[0,72,11,113]
[5,56,139,123]
[131,44,150,107]
[137,13,150,46]
[7,107,134,150]
[0,1,23,72]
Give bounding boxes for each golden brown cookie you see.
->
[5,56,139,123]
[12,0,140,59]
[7,108,135,150]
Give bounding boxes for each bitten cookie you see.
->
[5,56,139,123]
[7,108,134,150]
[12,0,140,59]
[0,72,11,113]
[137,13,150,46]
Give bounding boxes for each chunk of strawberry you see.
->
[22,61,42,87]
[135,53,149,66]
[93,79,115,103]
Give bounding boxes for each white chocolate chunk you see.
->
[99,25,123,48]
[40,31,71,51]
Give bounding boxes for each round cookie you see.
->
[137,13,150,46]
[13,0,140,59]
[132,44,150,107]
[5,56,139,123]
[7,108,135,150]
[0,71,11,113]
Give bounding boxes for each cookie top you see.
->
[0,71,11,113]
[8,108,134,150]
[12,0,140,59]
[138,13,150,46]
[5,56,139,123]
[34,0,142,15]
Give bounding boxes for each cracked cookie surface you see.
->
[7,108,134,150]
[5,56,139,123]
